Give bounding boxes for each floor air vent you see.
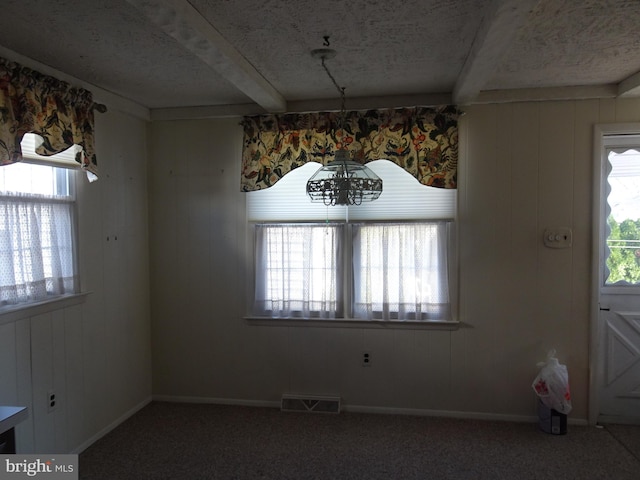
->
[281,394,341,414]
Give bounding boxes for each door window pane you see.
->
[606,147,640,285]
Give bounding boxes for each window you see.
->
[0,134,79,308]
[247,160,456,323]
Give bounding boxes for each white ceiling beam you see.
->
[126,0,287,112]
[150,93,454,121]
[151,103,264,121]
[288,93,453,115]
[618,70,640,97]
[150,84,630,120]
[473,85,618,104]
[453,0,540,105]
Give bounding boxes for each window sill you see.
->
[0,292,91,325]
[244,316,460,330]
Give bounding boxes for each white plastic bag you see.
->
[532,350,572,414]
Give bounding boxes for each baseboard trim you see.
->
[347,406,587,426]
[344,405,587,426]
[71,396,153,454]
[342,404,538,423]
[598,414,640,426]
[152,394,280,409]
[151,395,588,425]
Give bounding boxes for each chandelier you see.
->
[306,46,382,206]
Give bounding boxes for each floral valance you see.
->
[0,56,98,177]
[241,105,459,191]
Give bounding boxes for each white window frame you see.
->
[245,160,459,328]
[0,134,81,313]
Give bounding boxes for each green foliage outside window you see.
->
[606,216,640,284]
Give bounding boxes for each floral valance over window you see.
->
[0,56,98,177]
[241,105,459,192]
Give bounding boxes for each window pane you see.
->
[0,162,71,197]
[605,148,640,285]
[254,224,342,318]
[353,222,451,320]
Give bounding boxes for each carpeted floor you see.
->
[79,402,640,480]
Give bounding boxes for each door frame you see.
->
[590,123,640,425]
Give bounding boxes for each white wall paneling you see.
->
[63,306,85,452]
[5,96,640,455]
[149,99,640,422]
[0,322,18,405]
[30,311,66,453]
[14,318,33,452]
[0,109,152,453]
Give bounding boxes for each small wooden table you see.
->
[0,406,28,454]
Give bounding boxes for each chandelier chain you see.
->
[320,57,346,131]
[306,41,382,206]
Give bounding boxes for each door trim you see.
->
[590,123,640,425]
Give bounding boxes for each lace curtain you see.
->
[254,224,344,318]
[0,195,77,305]
[253,222,452,321]
[352,222,451,321]
[241,105,459,192]
[0,56,98,177]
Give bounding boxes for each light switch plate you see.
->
[543,227,572,248]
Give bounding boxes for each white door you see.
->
[595,131,640,425]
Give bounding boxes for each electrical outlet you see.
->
[47,390,57,413]
[362,352,372,367]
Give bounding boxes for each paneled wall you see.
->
[149,98,640,422]
[0,110,152,453]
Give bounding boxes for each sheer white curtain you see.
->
[254,224,343,318]
[352,222,451,320]
[0,195,77,306]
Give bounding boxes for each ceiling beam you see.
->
[618,70,640,97]
[288,93,453,115]
[150,93,454,121]
[472,85,618,104]
[453,0,540,105]
[125,0,287,112]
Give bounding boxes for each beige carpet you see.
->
[79,402,640,480]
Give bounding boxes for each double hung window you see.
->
[0,134,79,308]
[247,160,456,323]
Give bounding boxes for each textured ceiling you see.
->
[490,0,640,89]
[0,0,639,115]
[189,0,483,100]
